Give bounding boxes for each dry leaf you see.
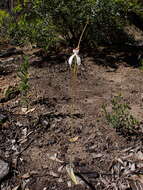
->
[25,108,36,114]
[58,165,64,172]
[69,136,79,142]
[21,107,28,113]
[92,153,103,158]
[21,172,30,179]
[49,171,59,177]
[66,165,78,185]
[47,153,63,163]
[135,174,143,184]
[129,175,143,190]
[116,158,124,165]
[12,185,20,190]
[135,151,143,161]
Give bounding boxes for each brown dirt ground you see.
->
[0,47,143,190]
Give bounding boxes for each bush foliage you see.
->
[102,95,139,136]
[0,0,143,49]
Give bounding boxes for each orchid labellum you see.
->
[68,48,81,67]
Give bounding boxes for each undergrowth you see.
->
[102,95,140,136]
[17,56,30,107]
[1,0,140,48]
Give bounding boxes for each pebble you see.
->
[0,114,8,124]
[0,159,9,181]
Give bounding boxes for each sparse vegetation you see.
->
[4,85,19,101]
[102,95,140,136]
[139,58,143,70]
[17,56,30,107]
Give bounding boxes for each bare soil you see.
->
[0,46,143,190]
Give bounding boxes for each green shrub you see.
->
[0,0,142,49]
[0,10,9,25]
[0,10,11,41]
[35,0,126,46]
[102,95,139,136]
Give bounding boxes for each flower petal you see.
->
[68,54,76,66]
[73,48,79,54]
[75,54,81,65]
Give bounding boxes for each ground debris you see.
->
[1,44,143,190]
[0,159,9,181]
[0,48,23,58]
[0,113,8,124]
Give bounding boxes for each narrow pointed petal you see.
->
[75,54,81,65]
[68,54,76,66]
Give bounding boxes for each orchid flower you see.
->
[68,48,81,67]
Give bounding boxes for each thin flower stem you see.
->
[77,21,88,49]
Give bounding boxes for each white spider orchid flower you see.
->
[68,48,81,67]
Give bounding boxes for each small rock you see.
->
[0,114,8,124]
[0,159,9,181]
